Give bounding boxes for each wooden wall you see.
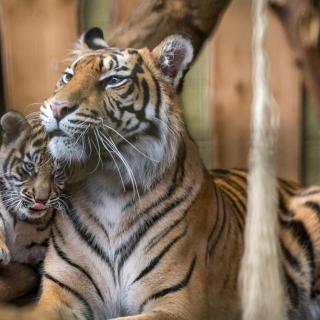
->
[0,0,307,183]
[211,0,302,181]
[0,0,79,113]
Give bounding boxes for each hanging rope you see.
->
[239,0,286,319]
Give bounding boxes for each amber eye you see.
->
[62,72,73,84]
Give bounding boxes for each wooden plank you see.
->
[211,0,302,182]
[267,11,302,182]
[211,0,252,170]
[0,0,79,114]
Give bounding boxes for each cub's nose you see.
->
[34,197,49,205]
[50,100,78,120]
[31,196,49,211]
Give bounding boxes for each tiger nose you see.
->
[50,100,78,120]
[34,196,49,205]
[33,186,50,205]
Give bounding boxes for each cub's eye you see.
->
[62,72,73,84]
[24,162,35,173]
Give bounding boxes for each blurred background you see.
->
[0,0,319,185]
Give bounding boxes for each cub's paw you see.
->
[0,243,11,264]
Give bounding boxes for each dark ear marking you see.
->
[0,111,30,144]
[84,27,108,50]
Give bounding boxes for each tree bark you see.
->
[269,0,320,113]
[108,0,231,60]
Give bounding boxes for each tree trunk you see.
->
[108,0,231,60]
[269,0,320,114]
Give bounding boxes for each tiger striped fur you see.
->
[24,28,320,319]
[0,111,65,301]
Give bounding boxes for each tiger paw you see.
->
[0,243,11,264]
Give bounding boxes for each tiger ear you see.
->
[0,111,30,145]
[75,27,108,52]
[152,34,194,91]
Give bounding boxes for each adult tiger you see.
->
[0,111,65,302]
[17,27,318,319]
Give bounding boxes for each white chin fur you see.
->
[48,137,87,163]
[40,104,58,132]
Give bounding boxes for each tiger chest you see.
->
[63,190,161,317]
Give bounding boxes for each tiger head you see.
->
[0,111,65,220]
[41,28,194,190]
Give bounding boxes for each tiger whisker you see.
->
[95,129,126,191]
[100,121,159,163]
[99,131,139,198]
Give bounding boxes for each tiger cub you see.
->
[0,111,64,301]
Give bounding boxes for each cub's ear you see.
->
[75,27,108,52]
[0,111,30,145]
[152,34,194,91]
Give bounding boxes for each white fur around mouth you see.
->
[48,136,87,163]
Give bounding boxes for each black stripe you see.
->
[153,76,161,117]
[32,138,44,148]
[52,221,65,243]
[279,179,298,195]
[146,201,190,252]
[3,149,15,173]
[142,78,150,109]
[122,141,185,216]
[43,273,93,320]
[296,188,320,197]
[206,185,221,259]
[219,189,244,233]
[139,256,197,312]
[25,238,49,249]
[209,195,227,256]
[51,230,105,302]
[120,83,135,99]
[280,239,300,272]
[305,201,320,216]
[63,199,115,282]
[279,192,293,216]
[116,185,193,276]
[133,227,187,284]
[81,205,109,241]
[219,184,246,213]
[280,219,315,282]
